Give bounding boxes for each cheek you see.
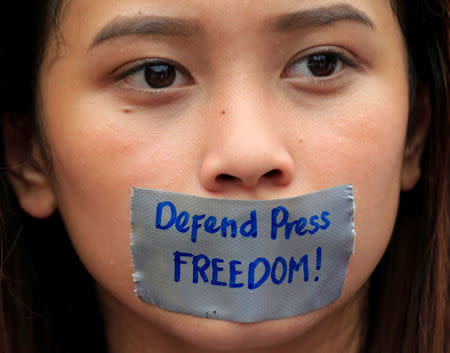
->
[44,105,205,299]
[298,89,408,295]
[274,75,409,303]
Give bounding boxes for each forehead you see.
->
[40,0,402,75]
[57,0,395,39]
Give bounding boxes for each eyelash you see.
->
[282,47,357,80]
[118,58,193,91]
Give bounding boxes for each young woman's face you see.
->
[29,0,417,350]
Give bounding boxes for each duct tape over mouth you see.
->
[130,184,355,322]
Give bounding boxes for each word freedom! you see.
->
[173,248,322,290]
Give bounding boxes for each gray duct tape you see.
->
[130,184,355,322]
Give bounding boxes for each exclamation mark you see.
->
[315,246,322,282]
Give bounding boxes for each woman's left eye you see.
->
[283,51,353,79]
[121,60,192,90]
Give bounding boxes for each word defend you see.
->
[155,200,331,243]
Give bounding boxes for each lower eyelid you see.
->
[282,67,357,96]
[113,83,195,107]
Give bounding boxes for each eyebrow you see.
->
[89,3,375,49]
[90,16,198,48]
[274,4,375,31]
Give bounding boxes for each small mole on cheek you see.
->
[122,106,133,114]
[221,110,226,115]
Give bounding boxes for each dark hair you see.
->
[366,2,450,352]
[0,2,108,352]
[0,1,449,353]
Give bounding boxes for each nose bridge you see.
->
[220,88,276,161]
[200,77,295,191]
[213,63,276,143]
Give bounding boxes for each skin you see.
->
[5,0,429,352]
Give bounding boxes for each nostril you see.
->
[216,170,282,184]
[216,174,239,182]
[263,169,282,178]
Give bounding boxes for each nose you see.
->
[199,92,295,192]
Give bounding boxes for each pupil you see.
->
[145,64,176,88]
[307,54,337,77]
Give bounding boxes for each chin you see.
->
[137,299,337,351]
[98,263,367,351]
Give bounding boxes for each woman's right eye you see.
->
[121,60,193,90]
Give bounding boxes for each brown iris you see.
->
[307,54,338,77]
[144,64,176,88]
